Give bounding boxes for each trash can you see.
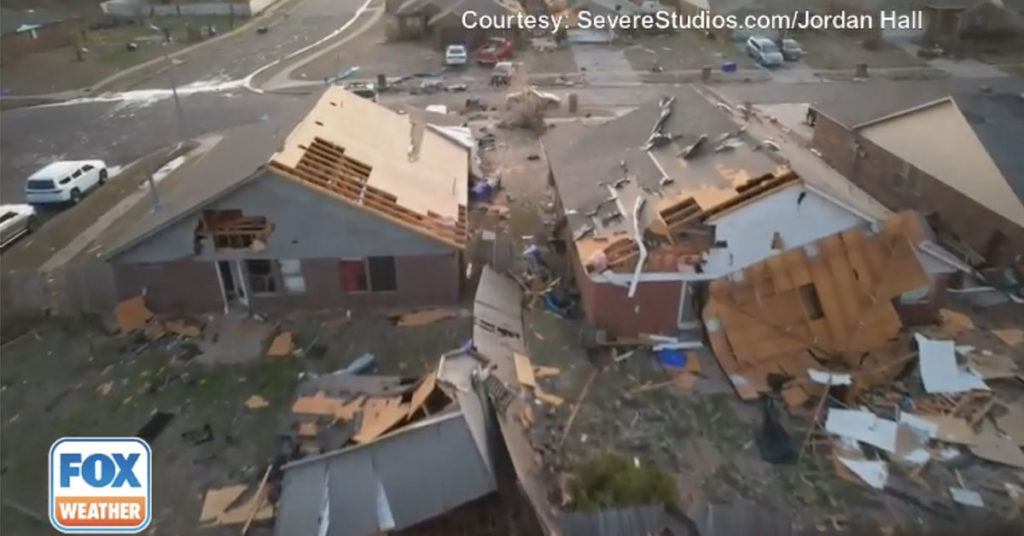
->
[721,62,737,73]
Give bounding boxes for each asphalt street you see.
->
[0,91,306,203]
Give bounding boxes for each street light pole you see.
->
[144,24,187,211]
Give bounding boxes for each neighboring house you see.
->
[919,0,1024,48]
[98,87,469,315]
[810,90,1024,268]
[676,0,823,41]
[390,0,525,49]
[543,87,967,339]
[0,8,75,64]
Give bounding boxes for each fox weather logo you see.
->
[49,437,152,534]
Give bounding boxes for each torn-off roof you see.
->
[268,87,469,249]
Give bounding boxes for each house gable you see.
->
[113,171,455,264]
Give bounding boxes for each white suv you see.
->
[445,44,468,67]
[25,160,108,205]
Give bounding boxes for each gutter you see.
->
[628,196,647,298]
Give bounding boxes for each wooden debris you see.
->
[970,422,1024,469]
[938,309,975,336]
[517,404,534,429]
[114,296,153,334]
[559,368,600,446]
[199,485,273,527]
[996,403,1024,447]
[244,395,269,410]
[240,466,273,535]
[266,332,293,357]
[533,365,560,378]
[165,319,202,338]
[514,353,537,388]
[407,370,439,418]
[993,329,1024,347]
[297,422,318,437]
[395,309,456,327]
[96,381,113,396]
[353,397,408,443]
[291,392,364,420]
[968,352,1019,380]
[533,386,564,406]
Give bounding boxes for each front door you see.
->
[216,260,249,310]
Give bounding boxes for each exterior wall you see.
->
[811,112,1024,267]
[0,21,75,63]
[895,273,950,326]
[111,172,462,314]
[702,182,870,275]
[113,259,222,314]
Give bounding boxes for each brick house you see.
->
[98,88,469,315]
[809,91,1024,268]
[542,88,966,339]
[388,0,524,49]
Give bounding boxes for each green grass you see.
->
[568,452,677,511]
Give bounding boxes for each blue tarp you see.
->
[656,349,687,368]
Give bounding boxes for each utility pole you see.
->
[144,25,187,211]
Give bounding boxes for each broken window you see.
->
[280,259,306,294]
[799,284,825,320]
[339,260,368,291]
[368,256,397,292]
[197,210,274,251]
[246,260,278,294]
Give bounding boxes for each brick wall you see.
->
[811,112,1024,266]
[113,259,222,314]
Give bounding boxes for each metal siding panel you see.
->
[327,449,379,536]
[438,416,496,505]
[372,422,446,528]
[275,463,327,536]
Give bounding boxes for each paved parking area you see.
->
[623,31,755,72]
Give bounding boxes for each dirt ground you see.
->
[0,16,231,95]
[797,31,926,70]
[0,308,472,535]
[623,31,757,73]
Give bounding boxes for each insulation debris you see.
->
[837,458,888,490]
[267,332,294,357]
[244,395,269,410]
[394,309,457,327]
[915,333,989,394]
[949,487,984,507]
[114,296,153,334]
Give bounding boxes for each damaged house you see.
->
[99,87,469,315]
[543,87,968,339]
[389,0,525,48]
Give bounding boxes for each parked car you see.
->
[779,38,805,61]
[746,36,784,67]
[474,37,513,65]
[444,44,468,67]
[0,204,37,248]
[490,61,515,86]
[25,160,109,205]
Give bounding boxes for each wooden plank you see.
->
[514,353,537,388]
[240,466,273,535]
[806,255,848,353]
[353,397,408,443]
[407,371,438,418]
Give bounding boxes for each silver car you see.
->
[746,36,785,67]
[0,204,37,248]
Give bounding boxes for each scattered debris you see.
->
[343,352,375,374]
[353,397,408,443]
[916,333,989,394]
[181,424,214,446]
[394,308,456,327]
[534,386,564,406]
[267,332,294,357]
[992,328,1024,347]
[244,395,269,409]
[96,381,113,396]
[114,296,153,333]
[165,319,202,338]
[949,487,984,507]
[514,353,537,388]
[534,365,560,378]
[838,457,888,489]
[969,422,1024,468]
[755,397,796,464]
[136,411,174,443]
[938,308,975,336]
[198,484,273,527]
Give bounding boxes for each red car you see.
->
[474,37,513,65]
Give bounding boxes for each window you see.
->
[339,260,368,291]
[82,164,95,172]
[59,177,71,185]
[72,169,83,178]
[280,260,306,294]
[0,212,17,224]
[246,260,278,294]
[368,256,397,292]
[799,284,825,320]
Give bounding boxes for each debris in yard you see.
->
[136,411,174,442]
[165,319,202,338]
[292,392,364,420]
[96,381,113,396]
[560,368,600,445]
[407,369,443,418]
[995,403,1024,446]
[114,296,153,333]
[969,422,1024,468]
[534,365,560,378]
[949,487,984,507]
[899,413,976,445]
[198,483,274,526]
[244,395,269,409]
[966,351,1018,380]
[533,386,564,406]
[807,369,852,386]
[916,333,989,394]
[938,308,975,336]
[514,353,537,387]
[825,408,899,453]
[755,397,796,464]
[343,352,375,374]
[353,397,409,443]
[838,457,888,489]
[993,328,1024,347]
[143,322,166,340]
[267,332,294,357]
[394,308,456,327]
[297,422,318,437]
[181,424,214,446]
[655,349,700,373]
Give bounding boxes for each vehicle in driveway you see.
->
[474,37,512,65]
[779,38,805,61]
[25,160,109,205]
[0,204,37,248]
[746,36,784,67]
[444,44,468,67]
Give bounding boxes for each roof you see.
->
[856,93,1024,227]
[99,93,320,260]
[0,8,64,36]
[395,0,459,16]
[544,87,796,274]
[274,410,495,536]
[427,0,522,24]
[268,87,469,249]
[918,0,975,9]
[557,505,688,536]
[952,92,1024,214]
[28,160,91,180]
